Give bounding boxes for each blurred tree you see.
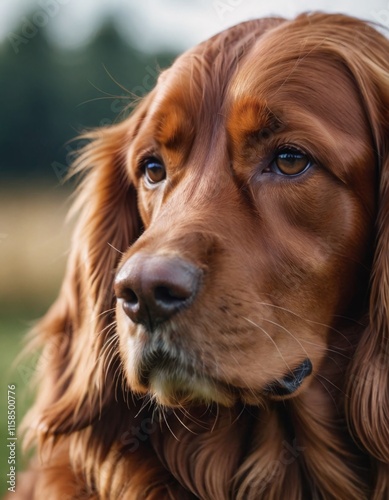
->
[0,15,177,184]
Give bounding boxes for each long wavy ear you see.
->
[23,97,150,445]
[344,24,389,468]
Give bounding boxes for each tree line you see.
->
[0,14,177,183]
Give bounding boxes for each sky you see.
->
[1,0,388,52]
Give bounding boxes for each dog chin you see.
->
[148,368,236,407]
[146,360,313,407]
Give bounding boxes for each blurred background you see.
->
[0,0,387,495]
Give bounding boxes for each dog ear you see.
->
[347,156,389,461]
[345,26,389,465]
[23,97,151,445]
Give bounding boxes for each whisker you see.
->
[107,242,125,255]
[135,395,153,419]
[172,409,198,435]
[103,342,120,384]
[175,405,212,430]
[102,64,135,97]
[163,409,179,441]
[262,317,309,358]
[313,373,344,413]
[97,325,118,363]
[210,402,219,433]
[95,308,116,321]
[255,300,353,347]
[299,339,351,360]
[213,337,261,405]
[243,316,292,373]
[77,94,127,107]
[115,360,126,404]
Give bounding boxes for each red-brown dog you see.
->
[19,12,389,499]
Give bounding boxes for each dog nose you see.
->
[114,254,202,329]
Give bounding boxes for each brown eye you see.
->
[274,148,311,176]
[144,158,166,184]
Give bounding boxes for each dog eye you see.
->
[143,158,166,184]
[272,148,311,176]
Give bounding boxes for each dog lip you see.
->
[264,358,313,397]
[135,346,238,406]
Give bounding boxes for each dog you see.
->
[19,12,389,499]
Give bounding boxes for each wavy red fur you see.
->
[16,13,389,499]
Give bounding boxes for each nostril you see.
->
[154,285,191,305]
[123,288,139,306]
[115,283,139,305]
[117,287,140,317]
[120,288,140,321]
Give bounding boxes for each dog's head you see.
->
[30,13,389,467]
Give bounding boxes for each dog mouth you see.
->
[138,351,236,407]
[264,358,313,397]
[136,345,313,406]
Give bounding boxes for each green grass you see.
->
[0,316,37,498]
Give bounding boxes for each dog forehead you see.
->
[229,30,370,137]
[148,20,280,121]
[229,15,365,102]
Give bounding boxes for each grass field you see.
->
[0,187,71,497]
[0,316,35,497]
